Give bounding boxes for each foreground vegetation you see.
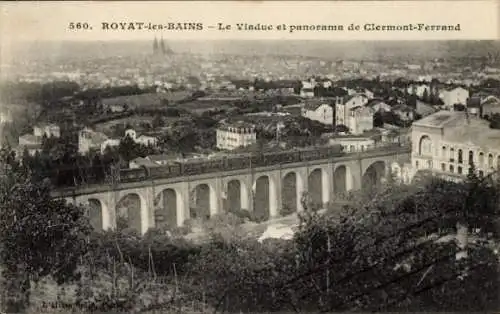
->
[0,145,499,313]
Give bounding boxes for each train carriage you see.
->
[119,167,149,183]
[149,163,182,179]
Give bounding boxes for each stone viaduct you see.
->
[51,146,411,234]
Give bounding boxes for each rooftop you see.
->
[219,120,256,129]
[415,111,500,149]
[482,97,500,106]
[147,154,179,162]
[19,134,42,143]
[443,118,500,150]
[412,110,464,129]
[302,98,335,111]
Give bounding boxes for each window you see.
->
[469,150,474,164]
[479,152,485,166]
[442,146,447,158]
[449,148,455,162]
[427,160,432,169]
[449,165,454,173]
[479,170,484,177]
[441,163,446,171]
[458,166,463,174]
[458,149,463,164]
[415,160,420,169]
[419,136,432,156]
[488,154,493,168]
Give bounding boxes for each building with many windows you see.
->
[334,94,370,127]
[411,110,500,182]
[216,122,257,150]
[347,105,375,135]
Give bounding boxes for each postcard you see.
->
[0,1,499,313]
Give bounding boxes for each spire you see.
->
[153,37,159,54]
[160,35,166,55]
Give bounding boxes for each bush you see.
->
[229,208,252,221]
[280,205,296,217]
[205,212,244,230]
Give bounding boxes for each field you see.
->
[101,91,192,109]
[176,100,234,114]
[93,115,182,133]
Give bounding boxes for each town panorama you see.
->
[0,39,499,312]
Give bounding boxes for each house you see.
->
[280,105,302,116]
[129,157,159,169]
[347,88,375,99]
[108,104,126,113]
[136,134,158,146]
[301,100,334,125]
[482,97,500,118]
[347,106,375,135]
[18,134,42,156]
[438,87,469,110]
[78,127,109,154]
[328,135,375,152]
[0,109,12,124]
[415,100,437,118]
[33,123,60,138]
[146,154,180,166]
[407,83,431,99]
[124,129,158,147]
[216,121,257,150]
[465,93,500,118]
[300,81,315,98]
[100,138,121,154]
[366,99,391,112]
[335,94,370,127]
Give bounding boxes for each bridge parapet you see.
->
[51,144,410,199]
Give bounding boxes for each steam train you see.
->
[118,144,345,183]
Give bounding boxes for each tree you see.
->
[422,88,430,103]
[151,115,165,129]
[489,113,500,129]
[0,148,92,313]
[373,111,384,127]
[453,104,466,112]
[118,135,140,162]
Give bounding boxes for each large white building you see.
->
[411,110,500,182]
[216,122,257,150]
[334,94,370,127]
[347,106,375,135]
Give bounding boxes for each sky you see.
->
[0,1,498,43]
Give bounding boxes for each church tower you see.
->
[153,37,159,55]
[160,36,166,55]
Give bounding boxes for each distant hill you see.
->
[6,40,500,64]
